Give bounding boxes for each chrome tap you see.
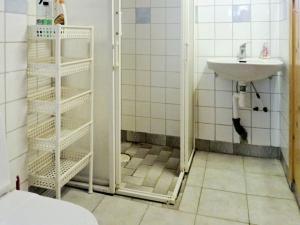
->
[238,43,247,61]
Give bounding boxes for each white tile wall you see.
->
[121,0,181,137]
[0,0,35,191]
[279,0,290,164]
[194,0,282,147]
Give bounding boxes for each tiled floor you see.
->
[61,151,300,225]
[120,142,180,196]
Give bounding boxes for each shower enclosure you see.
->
[65,0,194,203]
[113,0,195,203]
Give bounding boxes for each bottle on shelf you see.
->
[37,0,53,25]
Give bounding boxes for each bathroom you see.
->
[0,0,300,224]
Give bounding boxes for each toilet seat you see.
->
[0,190,99,225]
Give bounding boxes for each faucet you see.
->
[238,43,247,61]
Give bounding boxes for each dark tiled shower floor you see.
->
[121,142,180,196]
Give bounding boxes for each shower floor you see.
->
[121,142,180,196]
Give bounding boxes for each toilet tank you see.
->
[0,114,10,197]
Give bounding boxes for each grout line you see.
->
[243,156,251,225]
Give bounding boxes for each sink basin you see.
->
[207,58,283,82]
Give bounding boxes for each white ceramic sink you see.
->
[207,58,283,82]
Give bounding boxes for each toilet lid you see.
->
[0,113,10,197]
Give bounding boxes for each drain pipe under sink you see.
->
[232,82,248,141]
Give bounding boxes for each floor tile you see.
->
[248,195,300,225]
[62,188,104,212]
[140,206,195,225]
[195,215,248,225]
[192,151,208,168]
[133,164,151,178]
[153,169,176,195]
[203,168,246,193]
[93,196,148,225]
[207,153,244,172]
[244,157,285,176]
[186,167,205,187]
[246,173,294,199]
[142,154,157,166]
[122,175,144,186]
[198,189,249,223]
[179,186,201,213]
[143,162,165,187]
[126,158,143,169]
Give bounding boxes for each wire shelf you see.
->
[28,57,92,78]
[28,150,92,190]
[28,117,91,152]
[28,87,91,115]
[28,25,93,40]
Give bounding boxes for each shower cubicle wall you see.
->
[120,1,182,141]
[65,0,195,199]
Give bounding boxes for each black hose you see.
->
[233,118,248,140]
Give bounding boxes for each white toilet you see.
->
[0,115,99,225]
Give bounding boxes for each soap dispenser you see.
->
[37,0,53,25]
[260,42,270,59]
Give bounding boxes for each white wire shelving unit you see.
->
[27,25,94,199]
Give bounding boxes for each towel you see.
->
[0,113,10,197]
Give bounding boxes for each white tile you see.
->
[122,8,135,23]
[122,70,135,85]
[136,55,150,70]
[197,90,215,107]
[216,108,232,125]
[248,196,300,225]
[122,39,135,54]
[136,40,150,54]
[246,173,294,199]
[151,103,165,119]
[166,56,180,72]
[151,71,165,87]
[233,23,251,39]
[252,128,270,146]
[166,0,180,7]
[122,24,135,39]
[7,126,27,160]
[9,153,27,188]
[136,117,150,133]
[6,99,27,132]
[196,73,215,89]
[197,107,215,123]
[140,206,195,225]
[252,4,270,22]
[151,40,166,55]
[136,102,150,117]
[215,5,232,22]
[196,6,214,23]
[122,100,135,116]
[252,111,270,128]
[151,0,165,7]
[166,120,180,136]
[5,13,28,42]
[136,86,150,101]
[5,70,27,102]
[204,168,246,193]
[271,129,280,147]
[122,85,135,100]
[179,186,201,213]
[252,22,270,39]
[198,189,249,223]
[215,40,233,56]
[151,24,166,39]
[94,196,148,225]
[196,40,215,57]
[166,40,180,56]
[216,77,232,91]
[0,74,4,104]
[197,123,215,140]
[215,23,232,39]
[216,91,232,108]
[62,188,104,212]
[166,104,180,120]
[136,24,150,39]
[151,118,165,135]
[166,88,180,104]
[122,54,135,70]
[122,115,136,131]
[195,216,248,225]
[151,56,165,71]
[151,87,165,103]
[5,43,27,72]
[136,70,150,86]
[0,0,3,11]
[195,23,214,40]
[166,72,180,88]
[216,125,233,142]
[166,24,180,39]
[0,44,3,74]
[0,13,4,42]
[166,8,180,24]
[136,0,150,7]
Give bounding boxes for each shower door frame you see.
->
[112,0,194,204]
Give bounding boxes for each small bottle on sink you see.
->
[260,42,270,59]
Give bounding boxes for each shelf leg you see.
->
[56,186,61,199]
[88,154,94,194]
